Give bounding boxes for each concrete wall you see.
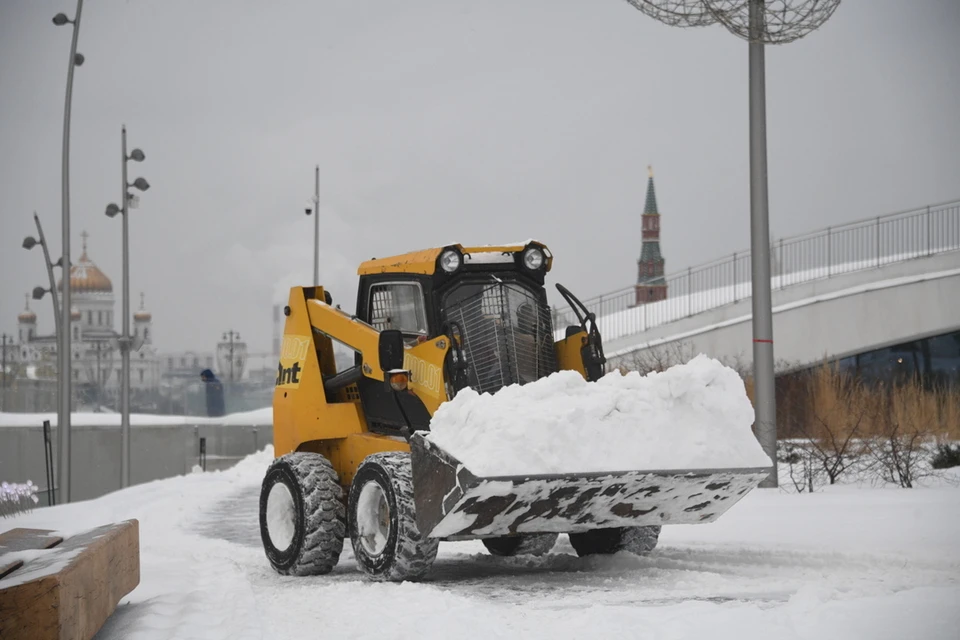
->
[0,421,272,503]
[607,251,960,372]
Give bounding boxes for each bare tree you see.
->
[625,341,698,375]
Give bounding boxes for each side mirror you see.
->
[378,330,405,371]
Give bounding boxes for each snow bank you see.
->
[426,355,770,475]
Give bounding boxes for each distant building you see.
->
[10,232,161,405]
[159,351,217,381]
[635,166,667,304]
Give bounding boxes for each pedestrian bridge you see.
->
[552,199,960,372]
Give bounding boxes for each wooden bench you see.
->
[0,520,140,640]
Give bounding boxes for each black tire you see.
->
[569,526,661,558]
[348,452,439,582]
[482,533,559,557]
[259,452,346,576]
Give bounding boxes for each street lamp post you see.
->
[1,334,9,392]
[24,212,65,482]
[624,0,842,488]
[53,0,85,504]
[304,165,320,285]
[222,330,241,382]
[23,214,64,344]
[105,124,149,489]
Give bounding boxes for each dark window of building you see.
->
[831,329,960,389]
[139,369,144,383]
[145,328,150,341]
[88,311,93,324]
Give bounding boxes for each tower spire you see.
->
[80,229,89,259]
[636,164,667,305]
[643,165,659,215]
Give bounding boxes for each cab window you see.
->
[368,282,428,336]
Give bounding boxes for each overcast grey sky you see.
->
[1,0,958,355]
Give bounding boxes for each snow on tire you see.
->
[348,452,439,582]
[482,533,558,557]
[569,525,661,558]
[259,452,346,576]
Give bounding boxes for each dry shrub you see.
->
[862,378,942,488]
[626,342,697,375]
[801,364,871,484]
[774,364,959,489]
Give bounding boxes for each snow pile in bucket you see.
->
[425,355,771,475]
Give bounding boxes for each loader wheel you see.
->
[569,525,661,558]
[348,452,439,582]
[482,533,558,557]
[259,452,345,576]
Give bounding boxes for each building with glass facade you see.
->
[835,329,960,389]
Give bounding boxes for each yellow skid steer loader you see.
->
[260,241,768,581]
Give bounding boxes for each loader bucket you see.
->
[410,433,769,540]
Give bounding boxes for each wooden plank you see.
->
[0,528,62,581]
[0,519,140,640]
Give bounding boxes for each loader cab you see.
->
[354,242,560,433]
[355,242,553,338]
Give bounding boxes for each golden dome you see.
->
[18,295,36,323]
[57,231,113,294]
[134,292,151,322]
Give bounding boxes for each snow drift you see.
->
[425,355,770,476]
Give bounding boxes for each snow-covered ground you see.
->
[4,448,958,639]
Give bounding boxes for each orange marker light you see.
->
[389,372,409,392]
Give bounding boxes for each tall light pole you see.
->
[24,213,65,479]
[23,214,64,343]
[53,0,86,504]
[305,165,320,285]
[624,0,841,488]
[1,334,9,392]
[106,125,149,489]
[222,330,241,382]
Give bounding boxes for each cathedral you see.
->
[635,166,668,304]
[10,232,161,404]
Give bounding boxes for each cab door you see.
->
[356,278,434,431]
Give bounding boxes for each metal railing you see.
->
[552,198,960,344]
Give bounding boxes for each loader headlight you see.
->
[388,371,410,392]
[439,249,462,274]
[522,247,545,271]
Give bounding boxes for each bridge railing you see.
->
[552,198,960,343]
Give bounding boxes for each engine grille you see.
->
[442,281,557,395]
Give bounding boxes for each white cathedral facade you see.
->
[11,233,161,401]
